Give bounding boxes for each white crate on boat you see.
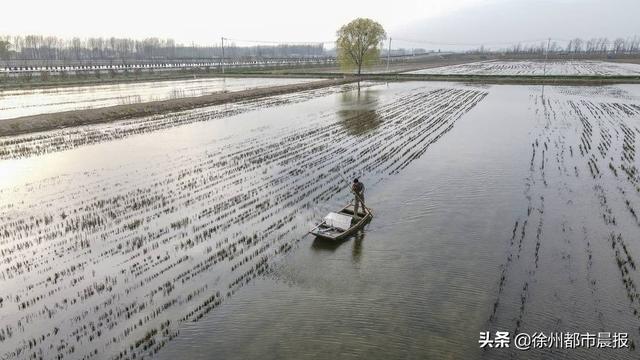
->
[323,212,352,231]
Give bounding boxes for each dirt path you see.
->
[0,78,353,137]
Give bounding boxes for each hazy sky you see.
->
[2,0,638,48]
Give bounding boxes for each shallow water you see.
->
[0,77,318,120]
[1,82,640,359]
[157,84,640,360]
[407,60,640,76]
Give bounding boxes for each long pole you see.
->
[386,37,391,73]
[337,172,373,216]
[221,37,225,74]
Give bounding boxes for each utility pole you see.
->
[386,37,391,73]
[542,37,551,77]
[221,37,225,74]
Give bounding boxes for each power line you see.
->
[223,37,333,46]
[391,37,572,47]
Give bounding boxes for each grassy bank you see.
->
[0,54,482,90]
[0,68,335,91]
[4,53,640,90]
[248,72,640,84]
[5,70,636,93]
[368,73,640,85]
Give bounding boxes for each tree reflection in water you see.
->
[337,82,382,136]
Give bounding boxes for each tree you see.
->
[572,38,583,53]
[72,37,82,60]
[0,39,10,59]
[336,18,386,75]
[613,38,626,54]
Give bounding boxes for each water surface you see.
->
[1,82,640,360]
[407,60,640,76]
[0,77,318,120]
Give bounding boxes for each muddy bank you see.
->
[0,78,353,136]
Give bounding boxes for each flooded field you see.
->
[156,83,640,360]
[0,77,318,120]
[407,60,640,76]
[1,80,640,360]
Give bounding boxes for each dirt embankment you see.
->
[0,78,354,137]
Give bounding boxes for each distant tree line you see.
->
[3,34,639,62]
[470,36,640,55]
[0,35,327,61]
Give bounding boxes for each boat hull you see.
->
[310,203,372,241]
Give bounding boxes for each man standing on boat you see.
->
[352,178,365,217]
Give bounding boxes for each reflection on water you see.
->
[157,84,640,360]
[311,236,348,252]
[311,230,367,255]
[351,232,364,263]
[0,81,489,360]
[337,82,382,136]
[0,77,317,119]
[5,81,640,360]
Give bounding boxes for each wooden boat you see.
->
[310,202,373,241]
